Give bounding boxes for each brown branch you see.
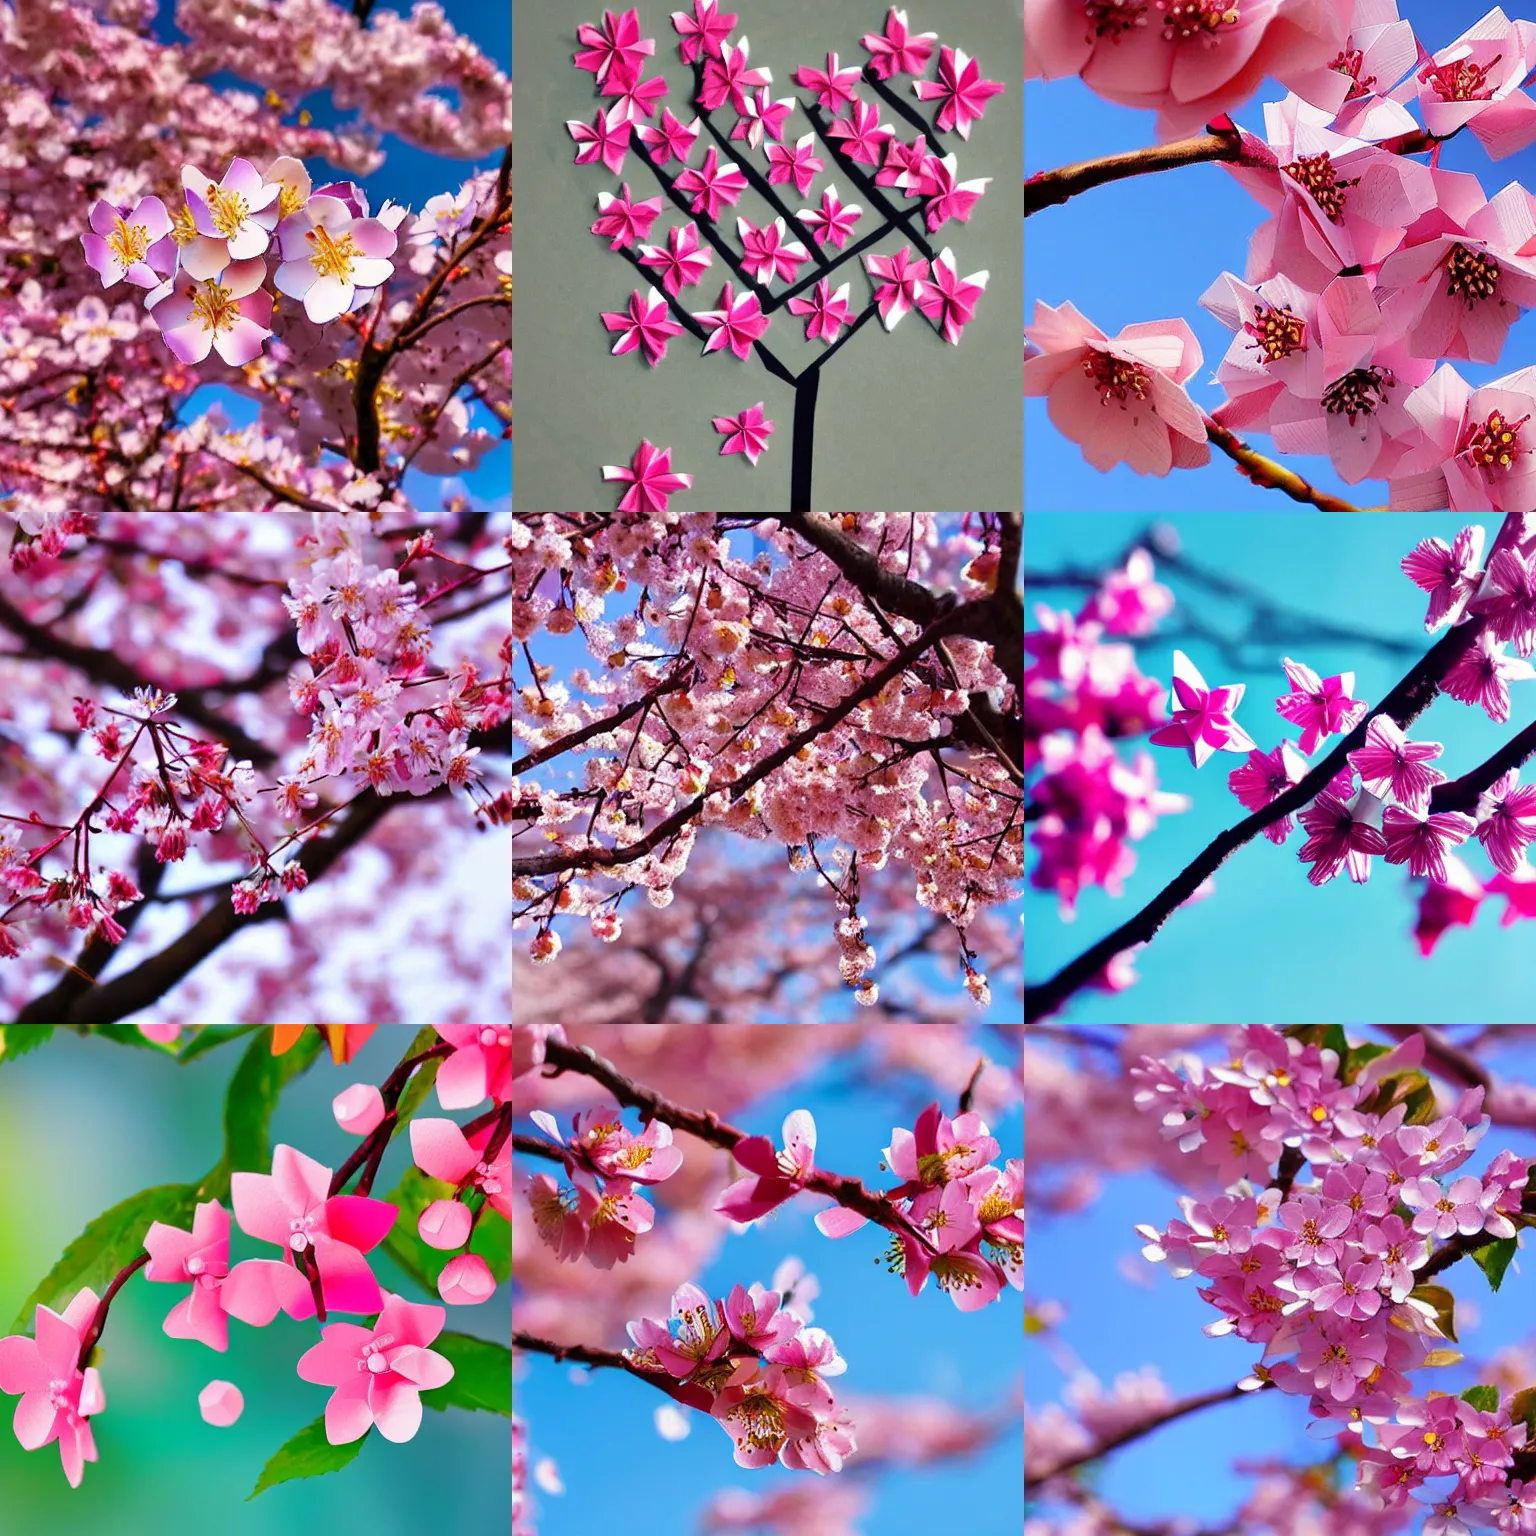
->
[512,1329,712,1410]
[75,1252,149,1372]
[511,672,691,776]
[958,1058,986,1114]
[1416,1228,1500,1281]
[511,1131,564,1162]
[327,1037,456,1197]
[1203,417,1366,512]
[392,295,512,353]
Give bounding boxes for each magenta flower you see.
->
[712,401,775,464]
[272,194,398,323]
[148,258,273,367]
[1476,768,1536,874]
[877,132,936,196]
[671,0,736,63]
[1275,657,1368,755]
[798,183,861,249]
[637,220,713,296]
[567,103,633,176]
[723,1282,798,1352]
[433,1025,516,1109]
[913,45,1005,139]
[592,185,663,251]
[717,1108,817,1222]
[865,244,929,331]
[411,1117,511,1220]
[143,1199,230,1352]
[1347,717,1446,813]
[695,281,770,360]
[221,1144,398,1324]
[602,70,669,124]
[736,216,810,287]
[297,1292,453,1445]
[199,1380,244,1427]
[1403,1174,1494,1240]
[712,1365,820,1467]
[915,246,987,345]
[1359,1214,1429,1301]
[601,439,693,515]
[601,286,686,368]
[1441,629,1536,723]
[574,8,654,90]
[1401,524,1486,631]
[1147,650,1256,768]
[793,52,862,111]
[1228,740,1309,844]
[626,1281,729,1378]
[635,107,701,164]
[0,1289,105,1487]
[922,155,992,231]
[885,1104,999,1192]
[1382,805,1476,882]
[333,1084,386,1137]
[825,97,892,166]
[764,1325,845,1412]
[80,196,175,289]
[700,36,772,114]
[673,144,748,219]
[1475,546,1536,655]
[529,1105,684,1184]
[764,133,825,198]
[730,86,796,150]
[860,6,936,79]
[788,278,853,344]
[1297,790,1389,886]
[182,158,281,264]
[573,1168,654,1268]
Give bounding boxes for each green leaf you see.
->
[10,1183,197,1333]
[420,1332,511,1417]
[389,1026,447,1144]
[1402,1081,1438,1125]
[1461,1384,1500,1413]
[1510,1386,1536,1437]
[223,1027,326,1181]
[1342,1041,1392,1083]
[1410,1282,1458,1342]
[1359,1069,1431,1118]
[247,1416,367,1500]
[0,1025,54,1065]
[1473,1235,1519,1291]
[1320,1025,1350,1063]
[176,1025,262,1063]
[378,1167,509,1298]
[83,1025,179,1056]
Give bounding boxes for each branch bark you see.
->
[1204,417,1366,512]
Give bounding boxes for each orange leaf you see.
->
[270,1025,308,1055]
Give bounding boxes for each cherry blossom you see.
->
[1411,8,1536,159]
[788,279,853,344]
[793,52,863,111]
[601,285,686,368]
[1475,544,1536,654]
[1228,739,1311,844]
[591,184,664,250]
[635,106,702,163]
[1275,658,1368,755]
[860,7,936,81]
[718,1109,818,1222]
[912,46,1005,140]
[1347,716,1446,812]
[0,1290,106,1488]
[637,220,714,295]
[764,133,825,198]
[694,281,770,359]
[574,8,654,90]
[1147,650,1256,768]
[333,1084,386,1138]
[143,1200,231,1352]
[272,194,398,324]
[435,1026,519,1110]
[672,144,749,219]
[198,1381,244,1428]
[181,158,282,267]
[864,245,929,330]
[824,97,893,166]
[1475,768,1536,874]
[1440,629,1536,722]
[915,247,987,345]
[711,401,775,463]
[147,258,273,367]
[1400,524,1488,631]
[1298,787,1390,885]
[1382,804,1477,882]
[1391,365,1536,513]
[730,86,796,150]
[736,216,810,286]
[671,0,737,64]
[920,154,992,231]
[568,102,634,176]
[600,439,694,514]
[700,36,772,115]
[797,184,862,249]
[602,70,669,124]
[80,195,175,290]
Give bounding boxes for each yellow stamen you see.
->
[306,223,360,281]
[205,185,250,239]
[106,216,149,269]
[191,281,238,335]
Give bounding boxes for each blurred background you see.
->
[0,1026,510,1534]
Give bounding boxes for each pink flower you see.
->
[438,1253,497,1305]
[877,132,938,196]
[885,1103,999,1189]
[590,184,663,250]
[794,52,862,111]
[736,216,810,286]
[222,1144,397,1323]
[80,195,175,289]
[1475,545,1536,654]
[574,8,654,89]
[798,184,861,249]
[712,1364,821,1467]
[920,154,992,231]
[1228,740,1310,843]
[332,1083,385,1137]
[1275,658,1368,755]
[1025,300,1210,476]
[198,1380,244,1427]
[143,1199,231,1352]
[1403,1174,1494,1240]
[787,278,853,344]
[1412,11,1536,160]
[1391,365,1536,513]
[1148,650,1256,768]
[673,144,749,219]
[864,244,929,331]
[601,71,669,123]
[1441,629,1536,722]
[601,439,693,514]
[700,36,771,114]
[1297,788,1389,886]
[764,133,824,198]
[712,401,775,464]
[913,46,1004,139]
[626,1282,729,1379]
[296,1293,454,1445]
[915,246,987,345]
[0,1289,105,1487]
[271,194,398,323]
[635,107,701,164]
[1417,855,1487,954]
[1296,1318,1388,1402]
[694,281,770,360]
[1401,524,1487,631]
[763,1325,845,1412]
[718,1109,818,1222]
[528,1105,683,1185]
[148,259,272,367]
[1382,804,1476,882]
[601,286,686,368]
[825,97,892,166]
[723,1281,798,1353]
[136,1022,182,1044]
[434,1024,519,1108]
[637,220,713,297]
[181,158,282,265]
[411,1118,511,1220]
[1476,768,1536,874]
[1347,717,1445,813]
[861,7,936,80]
[671,0,736,63]
[567,103,633,176]
[730,87,796,150]
[1359,1214,1429,1301]
[523,1171,587,1262]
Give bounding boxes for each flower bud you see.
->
[333,1083,386,1137]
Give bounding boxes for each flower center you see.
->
[1322,365,1394,425]
[1157,0,1240,42]
[480,1026,511,1048]
[1329,46,1378,100]
[1463,409,1529,470]
[1244,302,1307,362]
[1081,350,1151,406]
[1421,54,1502,102]
[288,1213,319,1251]
[206,185,250,239]
[277,183,307,219]
[191,280,239,336]
[306,223,360,282]
[186,1256,205,1275]
[1445,243,1501,305]
[723,1389,787,1452]
[107,216,150,268]
[1282,152,1358,223]
[1081,0,1147,40]
[170,202,199,246]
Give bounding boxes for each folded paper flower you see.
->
[671,0,736,64]
[912,46,1005,140]
[694,281,771,359]
[736,216,810,286]
[921,155,991,231]
[567,103,633,177]
[574,8,654,89]
[788,278,853,344]
[0,1289,105,1488]
[435,1025,519,1109]
[915,247,987,345]
[700,35,772,114]
[635,107,701,163]
[878,132,936,197]
[144,1198,231,1351]
[798,183,862,249]
[793,52,863,111]
[602,285,685,367]
[602,71,669,123]
[861,7,936,80]
[865,245,930,330]
[602,440,694,515]
[637,221,714,296]
[764,132,825,198]
[824,97,893,166]
[712,401,775,464]
[731,86,796,150]
[673,144,749,219]
[591,184,664,250]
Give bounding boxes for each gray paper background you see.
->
[513,0,1023,512]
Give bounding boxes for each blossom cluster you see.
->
[1132,1024,1536,1527]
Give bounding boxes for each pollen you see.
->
[1321,364,1395,426]
[1158,1,1241,43]
[278,183,308,219]
[1445,244,1500,305]
[106,216,150,269]
[1421,54,1502,102]
[1081,349,1151,406]
[1464,408,1529,469]
[1244,302,1307,362]
[170,202,199,246]
[307,223,360,282]
[205,185,250,239]
[191,280,239,335]
[1081,0,1148,41]
[1282,152,1359,223]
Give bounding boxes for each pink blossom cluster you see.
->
[623,1279,857,1473]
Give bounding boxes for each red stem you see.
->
[75,1252,148,1372]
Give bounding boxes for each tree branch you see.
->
[512,1330,713,1409]
[511,1132,565,1162]
[511,672,691,776]
[1203,417,1366,512]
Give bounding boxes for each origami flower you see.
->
[793,52,862,111]
[1228,739,1311,844]
[913,46,1005,139]
[272,194,398,323]
[181,158,281,266]
[824,97,892,165]
[765,133,825,197]
[1275,657,1368,755]
[221,1144,398,1324]
[1025,300,1210,477]
[635,107,701,163]
[574,8,654,89]
[80,196,175,289]
[1411,9,1536,160]
[731,86,795,150]
[0,1289,105,1488]
[147,259,273,367]
[695,281,770,359]
[877,133,937,196]
[1297,789,1389,886]
[567,103,633,177]
[860,6,936,79]
[1347,717,1446,813]
[411,1118,511,1247]
[1474,544,1536,655]
[1147,650,1256,768]
[921,155,991,231]
[1401,524,1487,631]
[602,286,685,367]
[865,245,929,330]
[718,1109,817,1222]
[798,184,861,249]
[700,36,771,115]
[143,1199,231,1352]
[333,1083,385,1136]
[438,1253,498,1305]
[1477,768,1536,873]
[434,1025,519,1109]
[601,71,669,123]
[915,247,986,345]
[671,0,736,63]
[673,145,748,219]
[1382,805,1477,882]
[712,401,775,464]
[1441,629,1536,723]
[602,440,693,515]
[297,1293,454,1444]
[788,278,853,344]
[737,216,810,286]
[637,220,713,296]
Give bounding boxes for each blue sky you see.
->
[514,1039,1023,1535]
[1026,1026,1536,1533]
[1026,513,1536,1023]
[1025,0,1536,511]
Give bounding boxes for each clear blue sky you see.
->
[514,1049,1023,1535]
[1026,513,1536,1022]
[1027,1026,1536,1533]
[1024,0,1536,511]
